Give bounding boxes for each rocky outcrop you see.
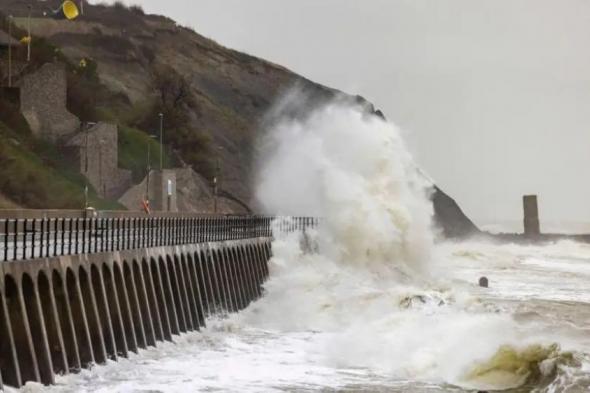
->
[432,186,479,238]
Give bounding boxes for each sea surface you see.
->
[15,239,590,393]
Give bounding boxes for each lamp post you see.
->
[158,113,163,171]
[26,4,31,62]
[145,135,157,205]
[7,15,12,87]
[84,123,89,209]
[146,140,151,202]
[213,146,223,213]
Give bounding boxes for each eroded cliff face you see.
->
[0,0,479,238]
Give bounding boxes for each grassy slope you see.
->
[0,9,179,210]
[118,125,175,183]
[0,121,122,210]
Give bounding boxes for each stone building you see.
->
[66,122,132,199]
[20,62,80,141]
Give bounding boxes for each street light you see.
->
[213,146,223,213]
[7,15,13,87]
[26,4,31,62]
[145,135,158,204]
[158,113,163,171]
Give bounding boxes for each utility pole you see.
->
[158,113,163,171]
[146,142,151,203]
[7,15,12,87]
[80,0,85,15]
[213,146,222,213]
[27,4,31,62]
[84,124,89,209]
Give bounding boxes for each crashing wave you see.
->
[462,343,578,391]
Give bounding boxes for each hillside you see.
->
[0,0,478,237]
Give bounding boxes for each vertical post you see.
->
[7,15,13,87]
[158,113,164,171]
[68,218,73,255]
[84,124,89,210]
[523,195,541,237]
[146,143,151,204]
[128,218,132,250]
[80,0,85,15]
[93,217,98,253]
[32,218,36,259]
[75,218,79,254]
[213,146,222,214]
[27,4,31,62]
[53,218,59,257]
[3,219,8,261]
[115,218,120,251]
[61,218,66,255]
[24,218,28,260]
[12,219,17,261]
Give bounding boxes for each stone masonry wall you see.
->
[67,122,132,199]
[20,62,80,141]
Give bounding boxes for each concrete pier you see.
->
[0,239,272,388]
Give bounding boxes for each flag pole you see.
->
[7,15,12,87]
[27,4,31,62]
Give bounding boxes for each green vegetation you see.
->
[136,65,215,180]
[0,121,122,210]
[118,125,175,183]
[0,4,215,210]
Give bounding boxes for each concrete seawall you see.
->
[0,237,272,389]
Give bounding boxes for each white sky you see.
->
[93,0,590,227]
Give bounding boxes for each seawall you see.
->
[0,214,318,389]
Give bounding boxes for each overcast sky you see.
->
[94,0,590,228]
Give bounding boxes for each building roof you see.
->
[0,30,19,47]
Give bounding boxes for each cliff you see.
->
[0,0,479,238]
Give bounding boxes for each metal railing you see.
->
[0,215,320,262]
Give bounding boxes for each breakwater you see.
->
[0,213,317,389]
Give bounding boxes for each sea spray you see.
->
[245,97,583,391]
[255,96,434,276]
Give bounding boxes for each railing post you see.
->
[3,219,8,261]
[74,218,79,254]
[12,219,17,261]
[94,217,99,253]
[130,218,135,249]
[142,217,146,249]
[66,218,71,255]
[81,218,85,254]
[31,218,38,259]
[156,217,160,247]
[22,218,28,260]
[115,218,119,251]
[59,218,65,256]
[167,216,170,246]
[129,218,132,249]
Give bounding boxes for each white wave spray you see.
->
[255,96,434,276]
[249,96,575,391]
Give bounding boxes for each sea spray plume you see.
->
[255,91,434,276]
[244,92,581,391]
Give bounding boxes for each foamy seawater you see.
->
[16,239,590,393]
[16,100,590,392]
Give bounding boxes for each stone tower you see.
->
[523,195,541,237]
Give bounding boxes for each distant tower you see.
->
[523,195,540,237]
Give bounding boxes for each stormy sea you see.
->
[14,102,590,393]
